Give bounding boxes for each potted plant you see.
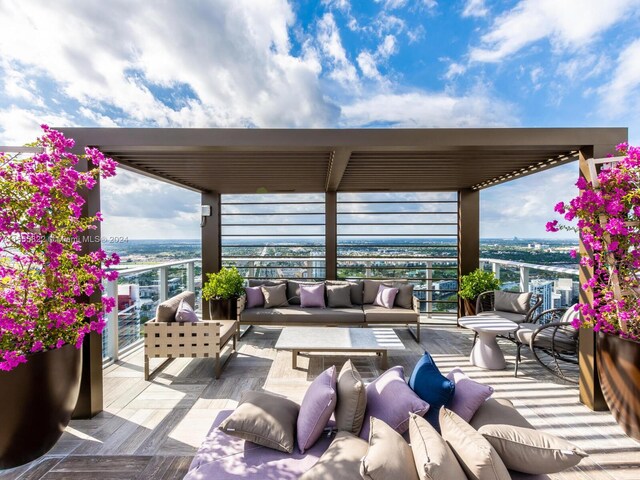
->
[0,126,120,468]
[458,268,501,316]
[202,267,245,320]
[548,142,640,440]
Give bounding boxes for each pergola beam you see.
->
[325,148,351,192]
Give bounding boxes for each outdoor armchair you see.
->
[514,305,580,383]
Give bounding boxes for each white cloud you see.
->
[377,35,398,59]
[0,105,73,145]
[0,0,336,129]
[321,0,350,12]
[340,87,517,127]
[530,66,543,90]
[598,38,640,116]
[376,0,408,9]
[481,162,579,239]
[407,25,426,44]
[317,13,359,86]
[470,0,640,62]
[445,62,466,80]
[357,52,381,80]
[462,0,488,18]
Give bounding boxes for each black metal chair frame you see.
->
[514,307,579,384]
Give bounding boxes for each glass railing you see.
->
[102,258,201,364]
[480,258,579,314]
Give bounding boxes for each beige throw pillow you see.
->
[409,413,466,480]
[360,417,420,480]
[470,398,534,430]
[218,391,299,453]
[479,424,588,474]
[261,284,289,308]
[335,359,367,435]
[440,408,510,480]
[300,431,368,480]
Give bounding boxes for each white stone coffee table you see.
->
[459,316,518,370]
[275,327,404,370]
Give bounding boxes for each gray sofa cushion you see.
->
[384,282,414,309]
[156,291,195,322]
[515,323,578,352]
[477,310,526,323]
[287,281,322,306]
[363,305,418,323]
[262,284,290,308]
[363,279,407,304]
[494,291,532,315]
[248,279,286,287]
[327,284,353,308]
[326,280,363,305]
[241,306,365,324]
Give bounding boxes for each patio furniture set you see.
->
[460,290,580,382]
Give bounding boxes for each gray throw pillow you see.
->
[363,279,407,304]
[218,391,299,453]
[300,431,368,480]
[327,284,353,308]
[494,290,532,315]
[261,284,290,308]
[335,360,367,434]
[156,291,195,322]
[326,280,363,305]
[384,282,414,309]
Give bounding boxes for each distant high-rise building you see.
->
[529,279,553,314]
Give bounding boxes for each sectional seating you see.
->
[237,279,421,342]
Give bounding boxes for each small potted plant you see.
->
[458,268,501,316]
[202,267,245,320]
[0,126,119,468]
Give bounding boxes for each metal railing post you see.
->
[519,266,530,292]
[425,260,433,318]
[159,266,168,303]
[105,279,119,362]
[187,261,195,293]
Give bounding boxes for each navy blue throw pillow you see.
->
[408,351,455,430]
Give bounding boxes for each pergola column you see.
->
[458,189,480,322]
[201,191,221,319]
[325,191,337,280]
[73,158,103,419]
[577,145,614,411]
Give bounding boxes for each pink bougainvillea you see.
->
[0,126,120,371]
[548,143,640,340]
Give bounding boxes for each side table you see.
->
[459,316,518,370]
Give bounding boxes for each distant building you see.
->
[117,284,139,311]
[528,279,553,314]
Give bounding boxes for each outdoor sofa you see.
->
[237,279,421,342]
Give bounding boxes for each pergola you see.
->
[62,126,626,418]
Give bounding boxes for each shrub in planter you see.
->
[0,126,120,466]
[202,267,245,319]
[458,268,501,315]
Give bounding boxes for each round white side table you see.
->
[459,316,518,370]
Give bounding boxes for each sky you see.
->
[1,0,639,240]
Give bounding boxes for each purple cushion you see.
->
[373,284,398,309]
[185,410,332,480]
[359,366,430,440]
[300,283,326,308]
[175,299,199,322]
[297,366,337,453]
[446,367,494,422]
[245,286,264,309]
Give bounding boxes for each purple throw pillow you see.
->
[445,367,494,422]
[245,286,264,308]
[174,299,199,322]
[297,366,337,453]
[300,283,326,308]
[359,366,429,440]
[373,284,398,309]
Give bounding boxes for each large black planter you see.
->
[208,297,238,320]
[596,332,640,441]
[0,344,82,469]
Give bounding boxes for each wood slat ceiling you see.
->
[60,127,628,193]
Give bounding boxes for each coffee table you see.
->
[459,316,518,370]
[275,327,404,370]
